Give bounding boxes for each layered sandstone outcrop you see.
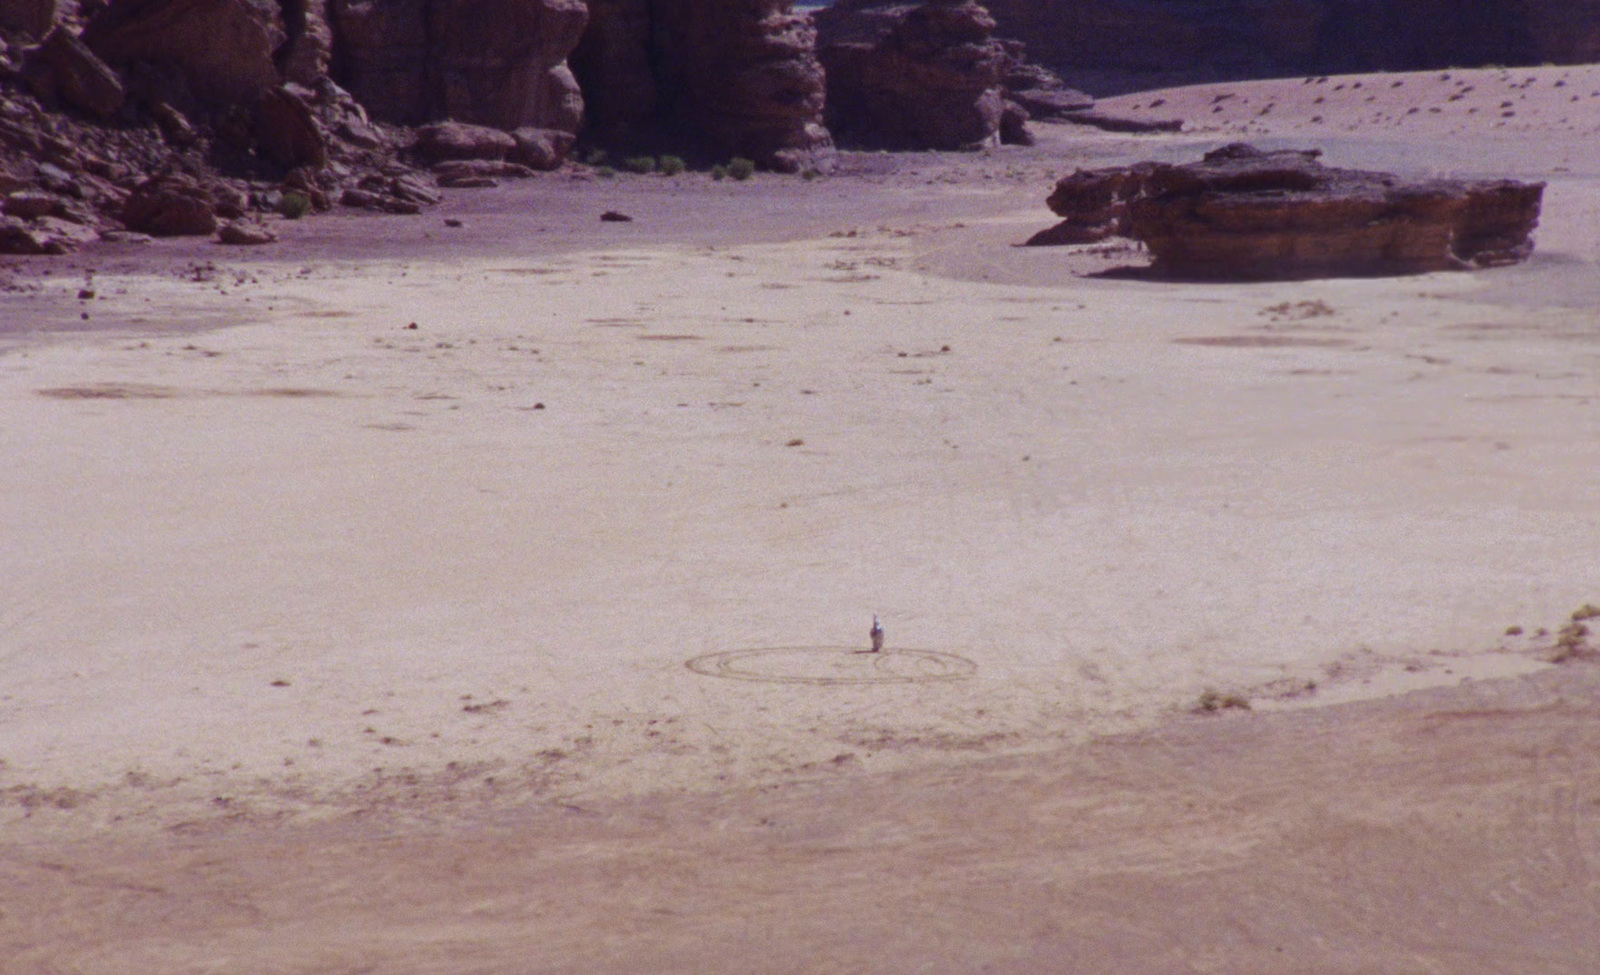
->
[329,0,587,132]
[983,0,1600,91]
[81,0,285,106]
[1034,144,1544,279]
[815,0,1010,150]
[572,0,835,173]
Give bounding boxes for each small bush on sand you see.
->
[1195,689,1251,713]
[658,155,686,176]
[279,191,312,220]
[623,155,656,175]
[583,148,609,166]
[711,164,728,181]
[727,157,756,181]
[595,166,617,179]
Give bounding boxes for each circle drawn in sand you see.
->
[686,647,977,685]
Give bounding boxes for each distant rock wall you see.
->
[982,0,1600,92]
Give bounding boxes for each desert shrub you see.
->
[1196,689,1251,713]
[711,164,728,181]
[801,168,819,181]
[595,166,617,179]
[583,148,609,166]
[279,191,312,220]
[658,155,686,176]
[622,155,656,175]
[727,157,756,181]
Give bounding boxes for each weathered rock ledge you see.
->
[1032,144,1545,280]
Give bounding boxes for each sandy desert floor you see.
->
[2,65,1599,972]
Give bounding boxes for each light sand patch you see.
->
[3,223,1596,836]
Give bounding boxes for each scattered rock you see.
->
[0,213,69,253]
[1035,144,1546,279]
[121,171,220,236]
[431,159,535,181]
[999,99,1033,145]
[1007,87,1095,119]
[436,174,497,189]
[216,219,277,244]
[600,209,632,222]
[23,26,126,119]
[413,121,517,162]
[508,126,575,170]
[3,190,65,219]
[150,100,198,145]
[99,229,154,244]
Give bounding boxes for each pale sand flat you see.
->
[2,65,1599,971]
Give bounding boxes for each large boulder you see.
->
[413,120,517,161]
[23,26,127,119]
[120,171,222,236]
[255,86,329,169]
[81,0,284,107]
[329,0,588,131]
[0,0,59,41]
[509,125,575,169]
[1033,144,1545,279]
[816,0,1010,150]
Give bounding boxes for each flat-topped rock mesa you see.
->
[573,0,834,173]
[982,0,1600,92]
[1035,144,1545,280]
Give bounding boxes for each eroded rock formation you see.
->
[1034,144,1545,279]
[814,0,1104,149]
[815,0,1009,150]
[81,0,286,107]
[329,0,587,132]
[572,0,835,173]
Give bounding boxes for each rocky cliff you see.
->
[329,0,588,132]
[816,0,1011,150]
[983,0,1600,93]
[573,0,835,173]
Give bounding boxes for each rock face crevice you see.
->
[1035,144,1545,280]
[572,0,835,173]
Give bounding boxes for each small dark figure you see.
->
[870,614,885,653]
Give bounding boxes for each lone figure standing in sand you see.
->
[870,614,885,653]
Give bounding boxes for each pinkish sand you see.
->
[2,66,1599,973]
